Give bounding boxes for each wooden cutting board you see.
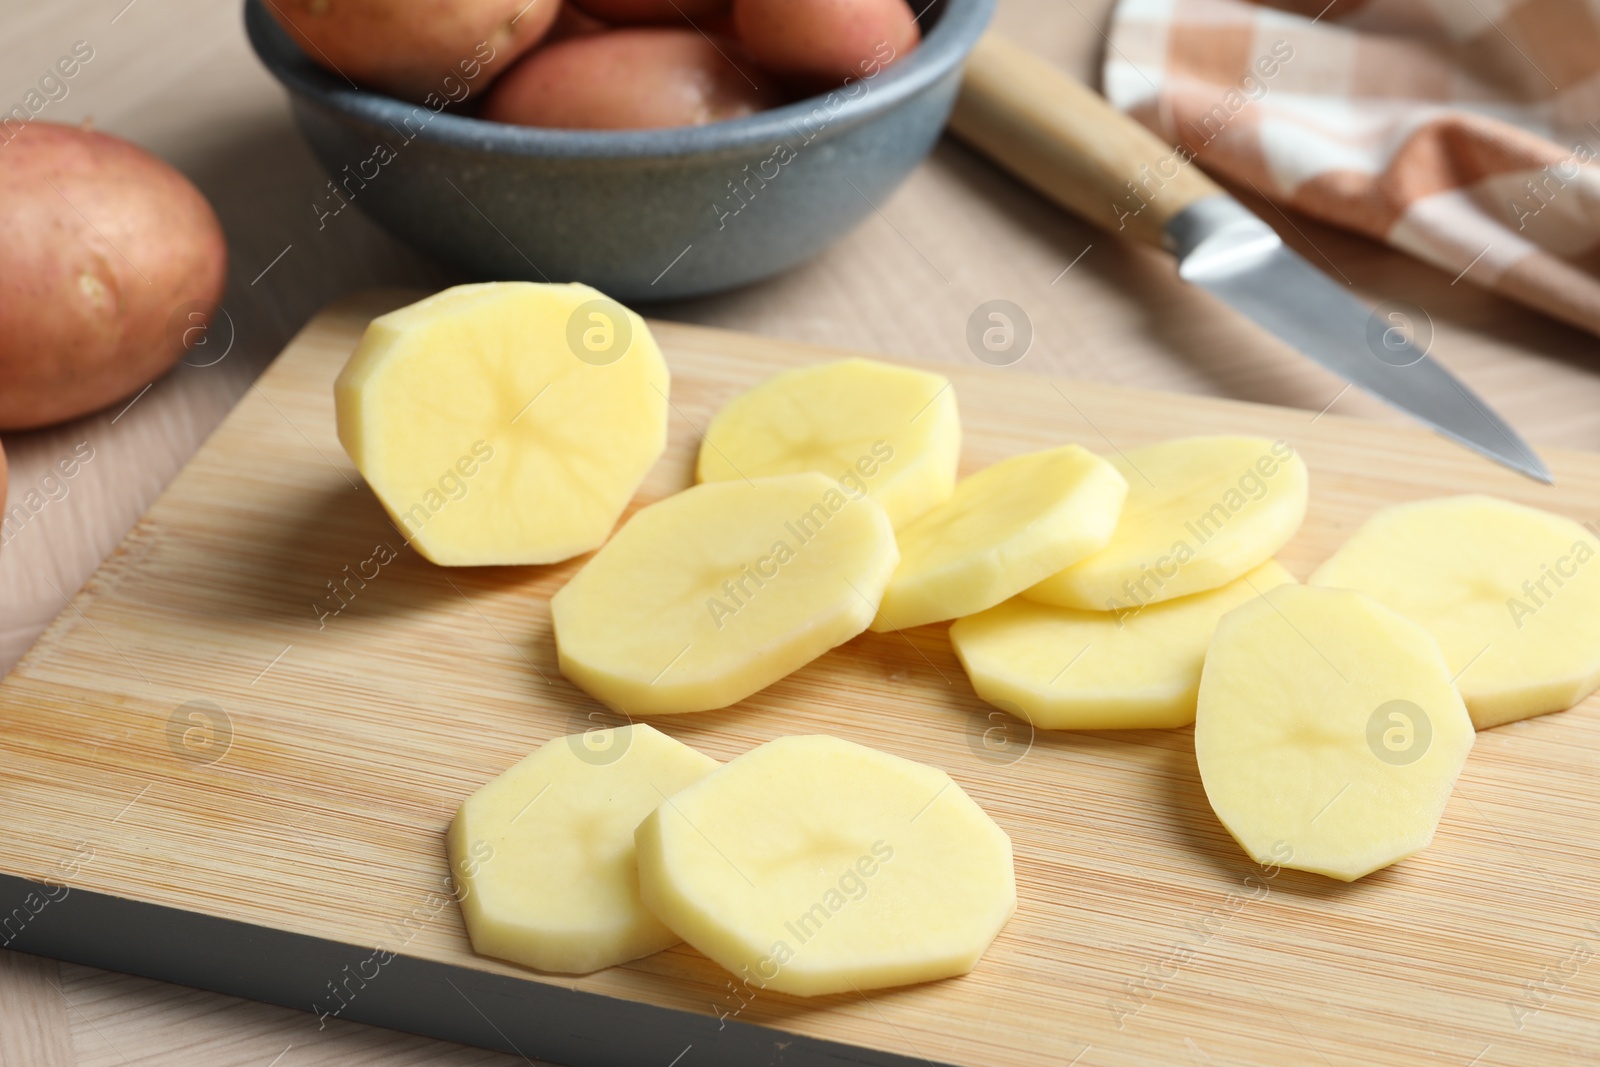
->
[3,290,1597,1067]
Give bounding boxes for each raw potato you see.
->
[335,282,668,566]
[952,560,1296,730]
[733,0,919,87]
[572,0,730,23]
[263,0,558,103]
[1026,436,1308,611]
[697,358,960,529]
[552,473,898,714]
[635,735,1015,996]
[0,123,227,431]
[872,445,1128,632]
[1195,585,1475,881]
[481,30,780,130]
[1310,495,1600,728]
[448,724,719,974]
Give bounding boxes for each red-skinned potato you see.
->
[0,123,226,431]
[733,0,919,87]
[571,0,728,23]
[481,29,782,130]
[263,0,560,103]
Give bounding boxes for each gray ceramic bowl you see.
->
[245,0,994,301]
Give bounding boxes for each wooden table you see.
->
[3,1,1598,1064]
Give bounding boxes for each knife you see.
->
[948,34,1552,484]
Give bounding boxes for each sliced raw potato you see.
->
[952,559,1296,730]
[448,724,719,974]
[696,358,960,528]
[871,445,1127,632]
[1195,584,1475,882]
[1026,436,1308,610]
[552,473,898,714]
[635,735,1015,996]
[1310,495,1600,729]
[336,282,668,566]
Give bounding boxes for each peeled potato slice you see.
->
[697,358,960,529]
[635,735,1015,996]
[448,724,719,974]
[871,445,1127,632]
[1026,436,1308,610]
[552,473,898,714]
[1195,585,1475,881]
[952,559,1295,730]
[1310,495,1600,729]
[336,282,668,566]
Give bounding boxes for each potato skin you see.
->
[733,0,919,87]
[481,29,782,130]
[263,0,559,103]
[570,0,729,23]
[0,123,227,431]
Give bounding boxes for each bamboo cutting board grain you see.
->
[2,290,1598,1067]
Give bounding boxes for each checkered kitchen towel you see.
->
[1104,0,1600,338]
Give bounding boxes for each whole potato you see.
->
[733,0,919,87]
[481,29,782,130]
[0,123,226,431]
[264,0,559,103]
[570,0,728,23]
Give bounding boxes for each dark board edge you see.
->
[0,874,945,1067]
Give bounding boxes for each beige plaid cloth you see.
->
[1104,0,1600,338]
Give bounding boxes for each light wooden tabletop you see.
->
[2,1,1598,1065]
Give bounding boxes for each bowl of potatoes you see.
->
[245,0,994,301]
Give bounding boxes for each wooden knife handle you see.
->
[949,33,1224,249]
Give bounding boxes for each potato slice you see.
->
[552,473,898,714]
[635,735,1015,996]
[871,445,1127,632]
[448,724,719,974]
[336,282,668,566]
[696,358,959,528]
[952,559,1295,730]
[1026,436,1307,610]
[1310,495,1600,728]
[1195,585,1475,881]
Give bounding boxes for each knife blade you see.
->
[1168,197,1551,481]
[949,34,1551,483]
